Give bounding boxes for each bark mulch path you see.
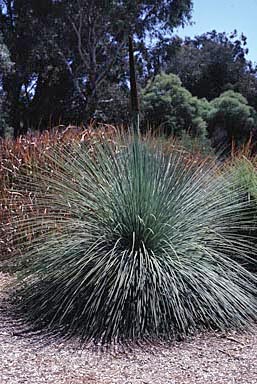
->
[0,271,257,384]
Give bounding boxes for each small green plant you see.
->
[11,132,257,343]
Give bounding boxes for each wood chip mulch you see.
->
[0,272,257,384]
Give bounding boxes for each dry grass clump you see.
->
[0,124,116,261]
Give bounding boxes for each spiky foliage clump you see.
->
[12,134,257,343]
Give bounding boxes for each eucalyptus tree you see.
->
[53,0,193,123]
[0,0,193,137]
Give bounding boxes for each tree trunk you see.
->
[3,75,23,138]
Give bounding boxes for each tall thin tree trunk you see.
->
[129,35,140,135]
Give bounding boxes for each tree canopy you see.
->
[0,0,193,137]
[165,30,257,106]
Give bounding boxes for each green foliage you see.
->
[141,73,208,139]
[166,30,257,104]
[94,84,130,124]
[0,0,193,136]
[229,157,257,200]
[178,131,214,157]
[227,155,257,271]
[207,90,257,148]
[12,134,257,343]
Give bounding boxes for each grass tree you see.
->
[11,133,257,343]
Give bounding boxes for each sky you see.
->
[176,0,257,63]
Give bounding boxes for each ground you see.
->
[0,272,257,384]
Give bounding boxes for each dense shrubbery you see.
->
[141,74,257,154]
[141,73,208,139]
[6,131,257,343]
[165,31,256,104]
[207,91,257,149]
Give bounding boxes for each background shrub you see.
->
[207,90,257,150]
[141,73,209,140]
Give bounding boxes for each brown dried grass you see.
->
[0,124,117,262]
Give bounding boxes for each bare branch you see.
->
[68,14,90,71]
[92,38,127,96]
[142,5,157,23]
